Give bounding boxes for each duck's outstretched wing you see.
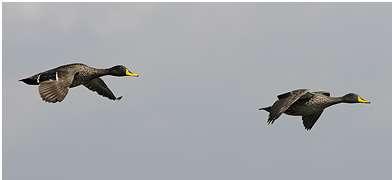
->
[276,89,310,99]
[302,110,324,131]
[268,89,310,124]
[84,78,122,101]
[38,72,73,103]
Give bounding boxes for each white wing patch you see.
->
[37,74,41,83]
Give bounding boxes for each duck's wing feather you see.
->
[84,78,122,100]
[302,110,324,131]
[312,91,331,97]
[277,89,309,99]
[268,89,310,124]
[38,73,73,103]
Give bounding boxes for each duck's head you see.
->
[342,93,370,104]
[109,65,139,77]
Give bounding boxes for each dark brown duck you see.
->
[260,89,370,131]
[20,63,139,103]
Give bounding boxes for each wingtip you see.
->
[115,96,123,101]
[304,127,313,132]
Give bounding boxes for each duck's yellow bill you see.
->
[357,96,370,103]
[126,69,139,77]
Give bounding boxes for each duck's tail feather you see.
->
[19,77,38,85]
[259,106,272,112]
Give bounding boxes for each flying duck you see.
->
[20,63,139,103]
[259,89,370,130]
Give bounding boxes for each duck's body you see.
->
[260,89,370,131]
[20,63,139,103]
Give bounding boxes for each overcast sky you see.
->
[3,3,392,180]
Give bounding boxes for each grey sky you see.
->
[3,3,392,180]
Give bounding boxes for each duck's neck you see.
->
[326,96,345,107]
[93,68,112,78]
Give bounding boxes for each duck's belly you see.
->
[70,73,94,88]
[285,105,319,116]
[70,79,84,88]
